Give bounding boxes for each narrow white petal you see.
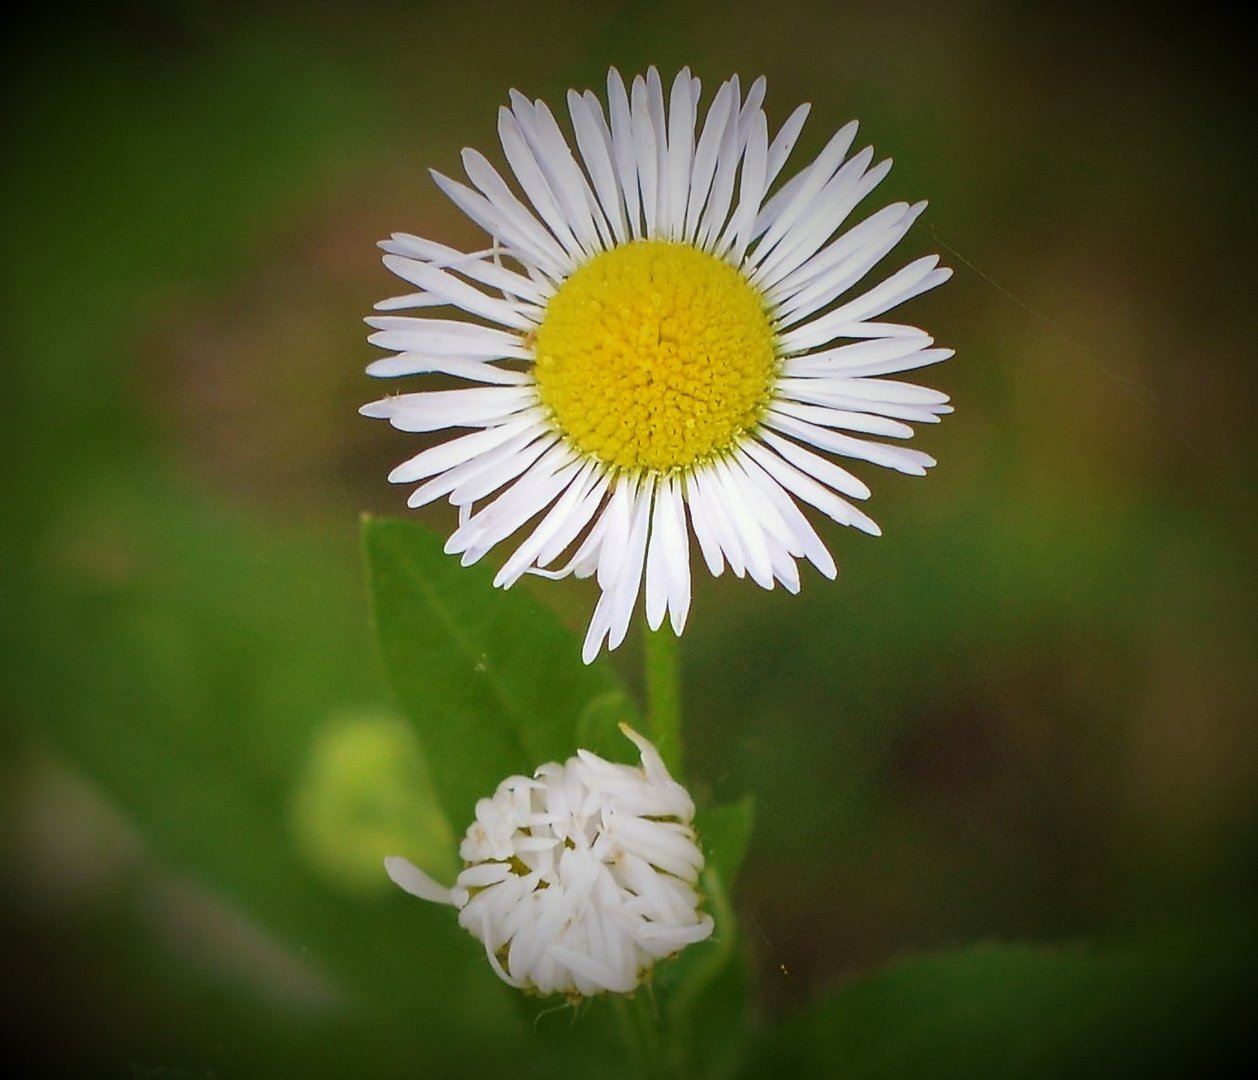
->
[430,168,571,282]
[806,255,951,330]
[497,108,589,262]
[691,465,746,577]
[720,110,769,263]
[605,476,654,650]
[408,428,553,509]
[645,68,671,236]
[720,455,803,591]
[381,233,550,303]
[741,436,882,535]
[366,353,532,385]
[781,336,944,376]
[661,475,692,634]
[589,475,633,590]
[365,316,530,359]
[510,92,606,255]
[582,476,650,664]
[770,202,926,323]
[771,399,916,439]
[387,412,541,484]
[385,856,455,905]
[683,80,733,242]
[710,457,775,589]
[696,75,743,249]
[630,74,660,237]
[606,68,642,240]
[665,68,696,241]
[448,444,580,563]
[749,120,859,268]
[753,151,891,291]
[756,426,872,500]
[644,473,691,633]
[445,431,560,508]
[734,447,837,578]
[373,291,449,312]
[379,255,535,330]
[535,472,612,572]
[680,471,726,577]
[569,89,629,245]
[794,346,955,380]
[778,317,932,353]
[362,386,536,432]
[494,461,602,587]
[542,477,618,581]
[765,409,935,476]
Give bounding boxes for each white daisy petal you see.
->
[781,335,945,376]
[361,385,536,432]
[683,80,734,242]
[497,108,590,263]
[749,120,859,268]
[407,427,553,510]
[681,470,726,577]
[379,239,550,308]
[691,464,746,579]
[430,167,570,281]
[386,411,542,484]
[510,92,606,256]
[363,68,953,661]
[630,74,662,237]
[765,408,936,477]
[568,89,628,245]
[606,68,642,240]
[365,353,531,384]
[764,102,811,195]
[720,109,769,263]
[495,462,605,587]
[771,202,929,324]
[379,255,536,330]
[365,316,530,359]
[696,75,744,249]
[665,68,696,241]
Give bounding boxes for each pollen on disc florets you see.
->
[533,241,778,473]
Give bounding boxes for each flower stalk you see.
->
[644,622,683,776]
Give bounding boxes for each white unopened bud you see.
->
[386,724,714,997]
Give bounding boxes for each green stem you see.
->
[643,622,682,775]
[611,992,669,1080]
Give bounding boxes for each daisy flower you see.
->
[362,67,953,662]
[385,725,713,997]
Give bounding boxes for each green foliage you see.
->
[747,938,1254,1079]
[362,514,634,825]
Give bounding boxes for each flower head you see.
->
[363,67,953,661]
[385,725,713,998]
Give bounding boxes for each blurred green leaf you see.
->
[575,690,643,761]
[362,514,630,825]
[747,937,1254,1079]
[4,483,529,1074]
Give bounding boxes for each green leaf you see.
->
[575,690,643,761]
[362,515,631,828]
[747,937,1255,1079]
[697,797,757,888]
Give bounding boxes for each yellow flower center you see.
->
[533,241,777,472]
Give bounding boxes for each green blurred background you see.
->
[2,0,1254,1075]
